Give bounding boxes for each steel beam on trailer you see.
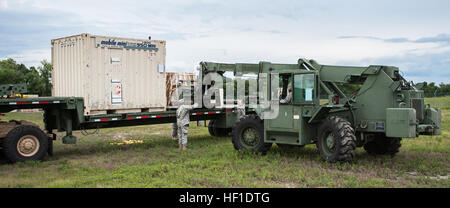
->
[80,109,235,130]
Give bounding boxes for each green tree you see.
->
[16,63,28,74]
[438,83,450,93]
[24,67,42,95]
[0,58,25,84]
[423,82,439,95]
[0,58,18,70]
[0,58,53,96]
[37,60,52,96]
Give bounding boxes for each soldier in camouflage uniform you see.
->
[176,99,198,150]
[280,83,293,104]
[171,81,183,140]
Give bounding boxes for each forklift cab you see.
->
[265,71,318,145]
[277,73,316,103]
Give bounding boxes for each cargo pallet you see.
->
[0,96,236,163]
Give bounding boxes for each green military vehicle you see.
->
[0,58,442,164]
[200,59,441,162]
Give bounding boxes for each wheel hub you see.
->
[17,135,40,157]
[242,128,258,147]
[321,132,336,155]
[326,134,335,149]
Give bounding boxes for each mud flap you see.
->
[47,133,56,156]
[47,138,53,156]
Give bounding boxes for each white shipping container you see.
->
[51,33,167,114]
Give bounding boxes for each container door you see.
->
[109,49,123,106]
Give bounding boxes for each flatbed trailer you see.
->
[0,96,237,163]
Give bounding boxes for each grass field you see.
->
[0,97,448,188]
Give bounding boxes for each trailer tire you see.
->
[214,128,231,137]
[232,114,272,153]
[317,116,356,163]
[208,120,216,136]
[208,120,231,137]
[364,137,402,155]
[2,125,49,163]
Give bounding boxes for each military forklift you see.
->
[199,59,441,162]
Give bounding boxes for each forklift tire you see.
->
[317,116,356,163]
[2,125,49,163]
[232,114,272,153]
[364,137,401,155]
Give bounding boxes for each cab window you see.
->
[294,74,315,103]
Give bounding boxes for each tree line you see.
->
[0,58,52,96]
[422,82,450,97]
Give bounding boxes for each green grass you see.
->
[0,97,449,188]
[426,96,450,110]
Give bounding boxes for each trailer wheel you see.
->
[215,128,231,137]
[2,125,49,163]
[208,120,216,136]
[364,136,401,155]
[208,120,231,137]
[232,115,272,153]
[317,116,356,163]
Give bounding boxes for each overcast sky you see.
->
[1,0,449,83]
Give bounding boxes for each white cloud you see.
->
[0,0,7,9]
[1,49,50,67]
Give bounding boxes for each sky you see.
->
[0,0,449,83]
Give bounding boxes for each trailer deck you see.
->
[0,96,234,129]
[0,96,237,162]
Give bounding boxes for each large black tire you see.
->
[364,136,402,155]
[2,125,49,163]
[316,116,356,163]
[232,114,272,153]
